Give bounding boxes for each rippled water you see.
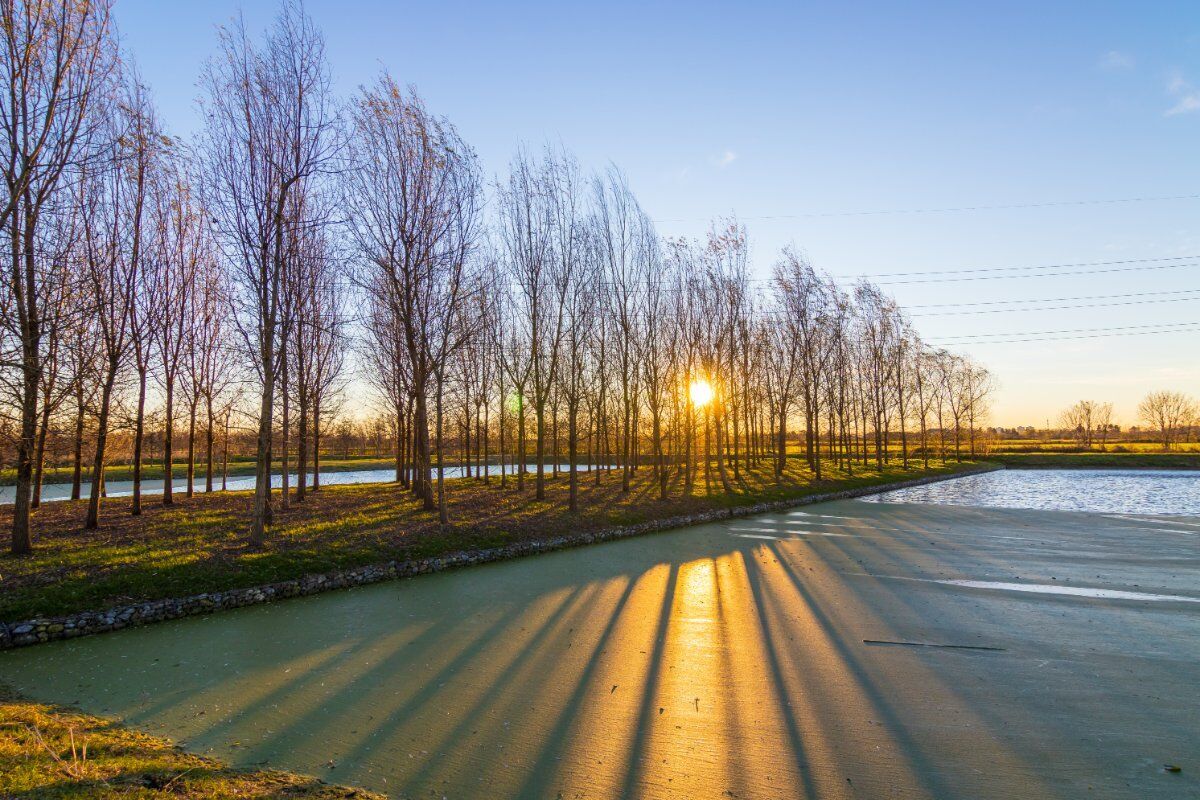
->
[860,468,1200,516]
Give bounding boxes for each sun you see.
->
[689,378,714,408]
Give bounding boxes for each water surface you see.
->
[860,468,1200,516]
[0,463,602,505]
[2,499,1198,798]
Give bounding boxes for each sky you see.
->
[113,0,1200,428]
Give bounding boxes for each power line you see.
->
[941,320,1200,339]
[912,294,1200,317]
[872,260,1198,285]
[931,321,1200,345]
[836,254,1200,279]
[907,287,1200,308]
[576,256,1199,290]
[653,192,1200,223]
[932,326,1200,345]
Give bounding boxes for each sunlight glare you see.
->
[689,378,714,408]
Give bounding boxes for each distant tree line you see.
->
[0,0,994,555]
[1048,393,1198,451]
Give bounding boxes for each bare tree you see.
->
[559,225,600,510]
[290,224,343,500]
[1,0,113,553]
[498,147,579,500]
[27,207,80,508]
[81,77,158,531]
[1093,402,1114,451]
[190,247,234,493]
[201,3,337,545]
[1059,400,1097,448]
[773,248,832,478]
[634,215,669,499]
[593,168,645,493]
[963,360,994,457]
[1139,390,1197,450]
[151,158,202,504]
[344,75,481,520]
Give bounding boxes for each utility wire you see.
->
[932,321,1200,345]
[940,320,1200,339]
[836,254,1200,279]
[912,295,1200,317]
[571,255,1200,288]
[908,287,1200,308]
[653,193,1200,223]
[932,326,1200,345]
[873,261,1197,285]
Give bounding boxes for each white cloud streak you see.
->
[1099,50,1134,70]
[1165,71,1200,116]
[713,149,738,168]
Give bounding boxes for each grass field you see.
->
[0,458,981,623]
[985,451,1200,469]
[0,687,383,799]
[987,440,1200,454]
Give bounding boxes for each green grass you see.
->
[989,440,1200,454]
[984,452,1200,469]
[0,688,384,798]
[0,458,985,623]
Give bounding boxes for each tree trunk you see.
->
[295,390,308,502]
[86,372,118,531]
[776,410,788,481]
[205,395,215,493]
[684,403,694,495]
[10,201,42,553]
[186,398,197,497]
[162,378,174,506]
[568,400,579,512]
[498,386,506,488]
[394,400,404,483]
[280,349,290,510]
[10,367,37,553]
[714,410,733,493]
[71,386,85,501]
[250,356,275,547]
[436,378,448,525]
[655,412,666,500]
[621,382,631,493]
[31,398,51,509]
[482,403,490,484]
[313,394,322,491]
[535,403,546,499]
[414,387,434,510]
[516,392,526,492]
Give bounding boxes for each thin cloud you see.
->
[1099,50,1134,70]
[712,150,738,168]
[1165,71,1200,115]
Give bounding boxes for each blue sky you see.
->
[115,0,1200,426]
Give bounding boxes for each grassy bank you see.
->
[0,459,981,622]
[985,452,1200,469]
[0,688,383,798]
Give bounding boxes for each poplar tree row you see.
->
[0,1,991,554]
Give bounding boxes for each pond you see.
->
[859,468,1200,516]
